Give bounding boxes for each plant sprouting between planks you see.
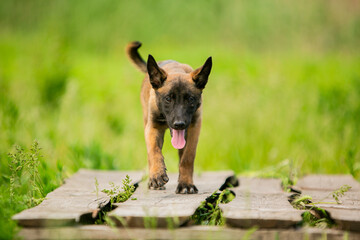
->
[101,175,135,205]
[290,184,352,228]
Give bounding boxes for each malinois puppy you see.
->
[126,41,212,194]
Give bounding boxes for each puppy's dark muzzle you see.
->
[173,121,186,130]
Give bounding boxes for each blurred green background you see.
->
[1,0,360,237]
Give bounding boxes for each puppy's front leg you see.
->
[176,120,201,194]
[145,123,169,189]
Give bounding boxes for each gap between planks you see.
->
[108,171,234,228]
[295,174,360,232]
[220,177,303,228]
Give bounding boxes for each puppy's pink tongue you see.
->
[171,129,186,149]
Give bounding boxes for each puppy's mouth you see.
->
[169,128,186,149]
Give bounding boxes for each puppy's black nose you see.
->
[173,121,186,129]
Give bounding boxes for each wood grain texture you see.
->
[221,178,303,228]
[296,174,360,232]
[108,171,234,228]
[296,174,360,191]
[18,225,360,240]
[12,169,143,227]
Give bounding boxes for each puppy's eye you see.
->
[188,96,195,103]
[165,96,172,103]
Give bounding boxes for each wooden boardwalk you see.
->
[12,169,144,227]
[12,169,360,239]
[220,178,303,228]
[109,171,233,228]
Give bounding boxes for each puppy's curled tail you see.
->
[126,41,147,73]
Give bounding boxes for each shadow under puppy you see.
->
[126,41,212,194]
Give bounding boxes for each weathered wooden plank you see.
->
[297,174,360,191]
[12,169,143,227]
[18,225,360,240]
[221,178,303,228]
[296,174,360,232]
[108,171,233,228]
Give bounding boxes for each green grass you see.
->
[1,0,360,238]
[1,141,65,239]
[289,184,351,228]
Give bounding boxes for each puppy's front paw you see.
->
[176,182,198,194]
[148,172,169,190]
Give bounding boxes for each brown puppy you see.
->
[126,41,212,194]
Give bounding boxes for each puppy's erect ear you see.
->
[147,54,167,89]
[191,57,212,89]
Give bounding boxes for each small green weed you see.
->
[144,215,158,229]
[242,226,259,240]
[101,175,135,205]
[290,184,351,228]
[291,195,313,210]
[191,189,235,225]
[92,175,136,225]
[331,185,351,204]
[301,208,335,228]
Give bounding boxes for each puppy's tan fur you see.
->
[126,42,212,194]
